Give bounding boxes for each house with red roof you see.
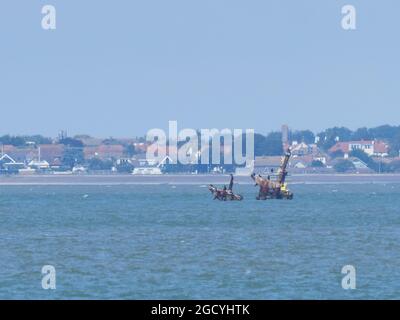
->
[329,140,389,157]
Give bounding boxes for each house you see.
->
[157,155,174,168]
[28,160,50,170]
[253,156,282,174]
[291,142,313,156]
[329,140,389,157]
[84,145,125,160]
[0,144,65,164]
[72,165,86,173]
[1,145,36,162]
[313,156,327,165]
[349,157,369,170]
[0,154,26,173]
[132,167,162,175]
[131,153,149,167]
[38,144,65,162]
[133,142,149,153]
[372,141,389,157]
[0,154,16,165]
[294,162,306,169]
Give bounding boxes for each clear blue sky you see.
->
[1,0,399,137]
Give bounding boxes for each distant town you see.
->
[1,125,400,176]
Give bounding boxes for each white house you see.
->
[28,160,50,169]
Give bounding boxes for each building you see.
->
[291,142,313,156]
[0,144,64,163]
[0,154,16,165]
[253,156,282,174]
[28,160,50,170]
[235,160,254,176]
[39,144,65,161]
[0,154,26,173]
[84,145,125,160]
[329,140,389,157]
[132,167,162,175]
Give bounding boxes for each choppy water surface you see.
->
[1,183,400,299]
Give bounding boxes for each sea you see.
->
[1,182,400,299]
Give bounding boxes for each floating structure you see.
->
[208,174,243,201]
[251,149,293,200]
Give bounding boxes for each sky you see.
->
[0,0,399,137]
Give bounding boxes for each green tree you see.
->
[330,150,344,159]
[59,137,84,148]
[0,135,52,146]
[388,160,400,172]
[334,160,355,173]
[369,125,400,140]
[351,127,372,140]
[60,138,84,168]
[311,160,324,167]
[253,132,283,156]
[291,130,315,144]
[116,162,135,173]
[317,127,353,151]
[88,158,113,171]
[124,144,136,157]
[349,149,379,172]
[388,132,400,157]
[62,148,84,168]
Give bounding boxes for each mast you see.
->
[277,149,291,185]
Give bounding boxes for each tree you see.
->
[317,127,353,151]
[311,160,324,167]
[59,137,83,148]
[352,127,372,140]
[388,160,400,172]
[124,144,136,157]
[388,132,400,157]
[62,148,84,168]
[330,150,344,159]
[116,161,134,173]
[60,138,84,168]
[88,158,113,171]
[253,132,283,156]
[291,130,315,144]
[349,149,379,172]
[0,135,52,146]
[254,134,268,157]
[102,137,120,145]
[369,125,400,140]
[334,160,355,173]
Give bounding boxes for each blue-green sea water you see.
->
[1,183,400,299]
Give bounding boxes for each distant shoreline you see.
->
[2,173,400,185]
